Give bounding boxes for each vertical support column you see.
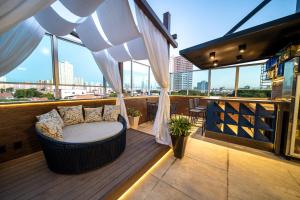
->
[208,69,212,96]
[130,60,133,96]
[103,76,107,97]
[234,66,240,97]
[163,12,171,95]
[297,0,300,12]
[148,66,151,95]
[163,12,171,32]
[51,35,60,99]
[118,62,124,93]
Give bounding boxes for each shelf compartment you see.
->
[224,113,238,125]
[256,104,276,118]
[238,115,254,128]
[239,103,255,115]
[255,117,274,132]
[225,102,239,114]
[254,129,273,143]
[238,126,254,139]
[224,124,238,136]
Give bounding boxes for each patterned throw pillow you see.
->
[36,118,63,141]
[103,105,120,121]
[84,107,103,123]
[36,109,64,128]
[57,105,84,126]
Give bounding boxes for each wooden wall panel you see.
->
[170,96,208,115]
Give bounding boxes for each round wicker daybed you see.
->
[36,115,127,174]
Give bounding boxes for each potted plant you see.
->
[127,108,142,129]
[169,116,192,159]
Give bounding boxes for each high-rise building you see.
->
[59,61,74,84]
[172,56,193,91]
[196,81,208,92]
[0,76,7,89]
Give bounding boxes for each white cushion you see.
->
[62,121,123,143]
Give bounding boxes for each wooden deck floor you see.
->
[0,129,169,200]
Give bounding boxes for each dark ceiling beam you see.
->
[70,31,79,39]
[225,0,272,35]
[297,0,300,12]
[134,0,178,48]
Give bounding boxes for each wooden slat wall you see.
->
[170,96,208,115]
[0,97,159,163]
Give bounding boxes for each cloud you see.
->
[41,47,50,55]
[17,67,27,71]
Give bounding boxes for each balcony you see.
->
[1,0,300,199]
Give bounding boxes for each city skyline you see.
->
[1,0,289,91]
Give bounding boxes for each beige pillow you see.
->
[57,105,84,126]
[37,109,64,128]
[84,107,103,123]
[103,105,120,121]
[36,118,63,141]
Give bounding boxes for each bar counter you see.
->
[200,96,290,153]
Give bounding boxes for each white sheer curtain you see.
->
[0,0,54,34]
[0,17,45,76]
[92,50,130,128]
[135,7,171,145]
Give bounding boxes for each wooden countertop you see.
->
[170,95,291,104]
[199,97,291,104]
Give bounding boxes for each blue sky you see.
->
[147,0,296,55]
[3,0,297,88]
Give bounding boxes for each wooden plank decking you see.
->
[0,129,169,200]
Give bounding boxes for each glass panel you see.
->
[210,67,235,96]
[282,59,295,98]
[132,61,149,96]
[1,35,53,83]
[0,83,55,103]
[149,69,160,95]
[123,61,131,96]
[0,35,55,103]
[191,70,208,96]
[294,98,300,155]
[57,38,103,86]
[238,65,271,98]
[58,85,105,100]
[171,72,192,91]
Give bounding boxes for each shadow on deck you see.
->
[0,129,169,200]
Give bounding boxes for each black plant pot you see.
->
[171,135,188,159]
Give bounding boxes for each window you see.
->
[0,35,55,103]
[123,61,131,95]
[58,85,105,100]
[238,65,271,98]
[149,69,160,95]
[57,39,103,86]
[191,70,208,95]
[57,38,105,99]
[210,67,235,96]
[132,61,149,95]
[123,60,158,96]
[170,70,208,96]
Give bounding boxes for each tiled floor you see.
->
[120,122,300,200]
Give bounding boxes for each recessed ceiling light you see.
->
[239,44,246,53]
[209,52,215,60]
[213,60,218,66]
